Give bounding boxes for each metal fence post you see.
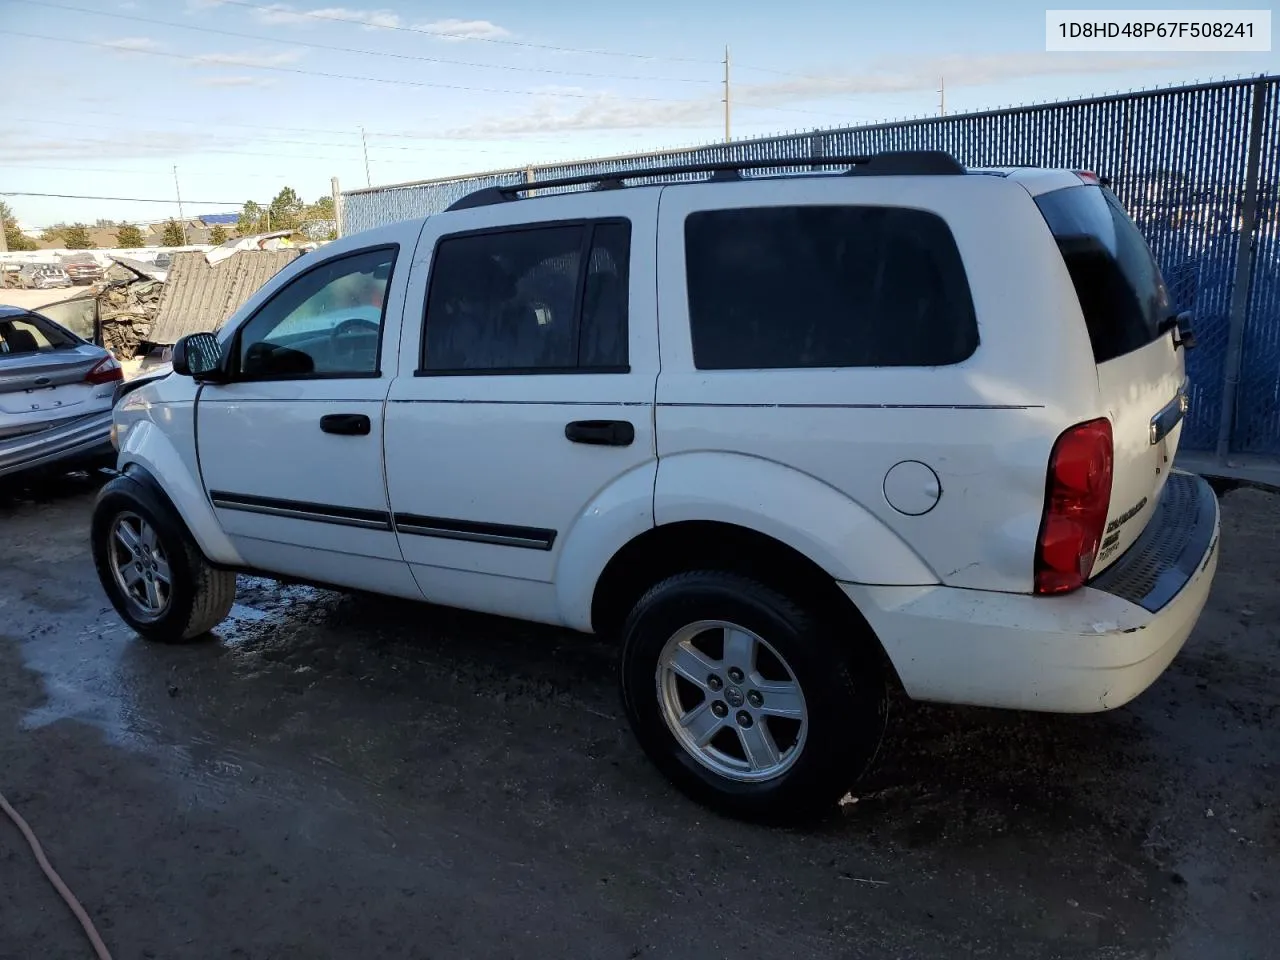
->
[1216,79,1268,459]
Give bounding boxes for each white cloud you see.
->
[246,4,510,38]
[103,36,161,52]
[190,49,306,68]
[413,18,509,41]
[0,132,233,162]
[445,93,718,139]
[252,4,402,29]
[733,52,1198,108]
[199,75,277,87]
[445,51,1210,137]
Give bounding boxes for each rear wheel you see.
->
[620,571,887,823]
[92,475,236,642]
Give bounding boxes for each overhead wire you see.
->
[1,190,249,205]
[0,30,703,103]
[209,0,719,64]
[13,0,719,85]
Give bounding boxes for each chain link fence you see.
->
[342,76,1280,457]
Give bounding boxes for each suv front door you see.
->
[385,191,660,625]
[197,234,420,597]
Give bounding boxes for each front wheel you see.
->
[92,475,237,642]
[620,571,887,823]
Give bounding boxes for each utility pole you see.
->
[938,77,946,117]
[723,45,732,143]
[360,126,371,187]
[172,165,188,245]
[330,176,344,238]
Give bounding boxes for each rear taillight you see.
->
[85,355,123,385]
[1034,418,1114,595]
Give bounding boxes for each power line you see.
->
[17,0,718,85]
[4,117,569,156]
[4,113,582,150]
[1,191,246,205]
[0,163,305,180]
[196,0,936,103]
[0,30,699,103]
[6,117,363,152]
[1,132,363,163]
[211,0,719,64]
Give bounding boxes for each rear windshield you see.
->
[1034,184,1171,364]
[0,313,78,354]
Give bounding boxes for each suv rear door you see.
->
[1033,182,1188,572]
[384,190,659,621]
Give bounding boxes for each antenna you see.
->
[360,126,371,187]
[723,45,732,143]
[172,165,189,245]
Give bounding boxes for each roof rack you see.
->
[446,150,965,211]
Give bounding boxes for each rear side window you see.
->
[1034,185,1171,364]
[421,219,630,374]
[684,205,978,370]
[0,313,77,354]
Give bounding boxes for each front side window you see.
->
[684,205,978,370]
[235,247,395,379]
[421,220,631,374]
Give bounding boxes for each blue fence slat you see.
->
[1235,80,1280,454]
[341,77,1280,454]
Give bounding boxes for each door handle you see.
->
[565,419,635,446]
[320,413,371,436]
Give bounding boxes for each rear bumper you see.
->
[0,410,114,479]
[842,470,1220,713]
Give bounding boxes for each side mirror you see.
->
[171,332,224,380]
[1174,310,1197,351]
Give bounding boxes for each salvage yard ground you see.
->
[0,474,1276,959]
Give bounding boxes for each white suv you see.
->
[93,152,1220,821]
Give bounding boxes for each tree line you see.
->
[1,187,336,253]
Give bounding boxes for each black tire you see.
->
[620,571,887,823]
[91,473,237,643]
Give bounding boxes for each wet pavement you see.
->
[0,471,1276,960]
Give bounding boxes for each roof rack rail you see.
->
[446,150,965,211]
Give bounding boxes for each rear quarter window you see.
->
[683,205,978,370]
[1034,184,1172,364]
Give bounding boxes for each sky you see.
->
[0,0,1275,231]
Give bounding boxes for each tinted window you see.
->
[0,313,77,354]
[236,247,395,379]
[579,222,629,368]
[684,206,977,370]
[422,220,630,373]
[1035,185,1171,364]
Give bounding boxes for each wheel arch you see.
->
[589,519,904,687]
[115,420,242,566]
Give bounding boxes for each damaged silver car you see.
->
[0,305,122,480]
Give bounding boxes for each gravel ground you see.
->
[0,472,1275,960]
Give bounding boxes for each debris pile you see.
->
[97,261,165,359]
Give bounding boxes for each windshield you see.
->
[1034,184,1172,364]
